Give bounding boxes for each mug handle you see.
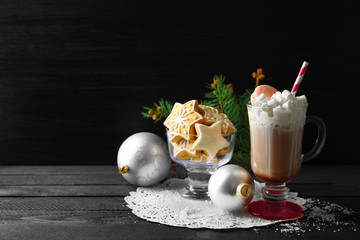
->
[302,115,327,163]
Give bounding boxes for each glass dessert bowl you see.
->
[163,99,237,199]
[166,129,236,199]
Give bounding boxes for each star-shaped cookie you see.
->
[198,105,235,134]
[191,121,230,160]
[164,100,204,142]
[190,153,219,162]
[172,139,200,159]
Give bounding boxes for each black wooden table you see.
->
[0,165,358,239]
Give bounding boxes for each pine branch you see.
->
[202,75,253,168]
[203,75,240,130]
[141,98,173,123]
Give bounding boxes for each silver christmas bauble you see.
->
[208,164,254,212]
[117,132,171,186]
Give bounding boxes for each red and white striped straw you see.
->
[291,61,309,95]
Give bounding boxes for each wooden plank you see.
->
[1,165,359,185]
[0,166,181,184]
[0,181,358,197]
[0,170,183,186]
[0,196,358,240]
[0,174,183,186]
[291,164,360,184]
[0,166,118,175]
[0,210,141,225]
[0,196,358,222]
[0,197,128,211]
[287,183,360,197]
[0,217,358,240]
[0,166,358,197]
[0,185,136,197]
[0,195,358,213]
[0,174,128,186]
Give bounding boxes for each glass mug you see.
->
[247,103,326,220]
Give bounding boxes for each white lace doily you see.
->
[124,178,306,229]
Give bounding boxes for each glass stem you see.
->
[185,171,211,198]
[262,183,289,202]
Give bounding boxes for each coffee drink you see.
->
[248,90,307,184]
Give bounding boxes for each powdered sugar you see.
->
[273,198,358,236]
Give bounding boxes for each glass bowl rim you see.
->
[165,128,237,138]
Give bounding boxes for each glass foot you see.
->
[248,200,303,220]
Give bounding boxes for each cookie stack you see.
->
[164,100,235,162]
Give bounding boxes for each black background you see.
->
[0,0,358,165]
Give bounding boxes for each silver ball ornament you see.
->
[117,132,171,186]
[208,164,254,212]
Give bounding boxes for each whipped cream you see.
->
[249,90,307,126]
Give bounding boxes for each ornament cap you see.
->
[118,165,129,174]
[236,183,252,198]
